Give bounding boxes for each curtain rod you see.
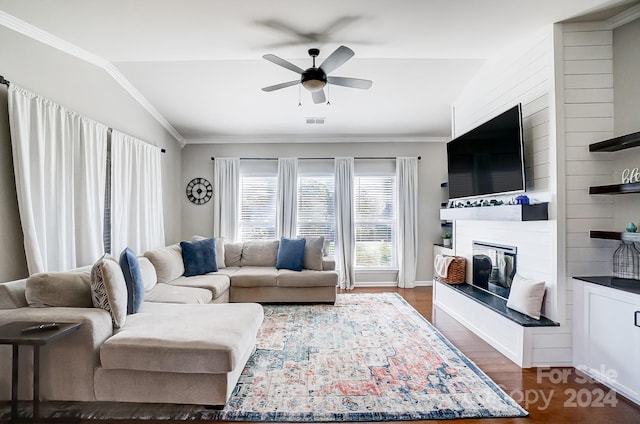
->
[211,156,421,161]
[1,76,166,153]
[106,125,167,154]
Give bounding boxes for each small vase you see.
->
[626,222,637,232]
[443,238,452,248]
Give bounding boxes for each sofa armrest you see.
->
[0,307,113,401]
[322,256,336,271]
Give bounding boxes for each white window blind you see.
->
[354,175,396,268]
[297,175,335,254]
[239,175,277,241]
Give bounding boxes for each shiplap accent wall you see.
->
[561,22,615,344]
[452,28,560,321]
[443,28,576,366]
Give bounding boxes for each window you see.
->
[239,175,277,241]
[297,175,335,254]
[354,175,396,268]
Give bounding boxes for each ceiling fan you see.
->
[261,45,373,104]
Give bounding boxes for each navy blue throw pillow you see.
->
[119,247,145,314]
[276,237,306,272]
[180,238,218,277]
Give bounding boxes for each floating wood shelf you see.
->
[590,230,640,242]
[589,182,640,194]
[589,130,640,152]
[440,203,548,222]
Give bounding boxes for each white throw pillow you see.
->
[506,274,546,320]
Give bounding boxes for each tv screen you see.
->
[447,104,525,200]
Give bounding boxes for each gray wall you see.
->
[0,26,183,280]
[614,18,640,136]
[0,87,28,280]
[181,142,447,283]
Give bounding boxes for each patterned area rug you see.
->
[0,293,527,421]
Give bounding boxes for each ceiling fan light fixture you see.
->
[302,79,326,92]
[301,67,327,92]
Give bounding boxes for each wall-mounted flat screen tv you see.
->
[447,104,525,200]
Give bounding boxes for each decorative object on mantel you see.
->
[434,254,466,284]
[441,231,452,248]
[440,202,548,222]
[627,222,638,233]
[613,241,640,279]
[515,194,529,205]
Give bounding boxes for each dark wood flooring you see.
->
[82,286,640,424]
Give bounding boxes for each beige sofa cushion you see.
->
[144,283,213,304]
[169,274,230,299]
[144,243,184,284]
[277,269,339,287]
[137,256,158,291]
[26,271,93,308]
[224,243,243,267]
[230,267,278,287]
[0,280,28,309]
[99,302,264,374]
[240,240,279,267]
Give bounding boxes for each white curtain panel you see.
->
[396,157,419,288]
[8,85,107,273]
[213,158,240,241]
[276,158,298,239]
[335,157,356,290]
[111,131,165,255]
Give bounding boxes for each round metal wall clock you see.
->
[186,177,213,205]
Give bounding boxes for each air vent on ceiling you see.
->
[305,117,326,125]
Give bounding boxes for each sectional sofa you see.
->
[0,237,338,406]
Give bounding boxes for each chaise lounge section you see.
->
[0,235,338,406]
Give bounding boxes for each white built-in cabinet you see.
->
[573,279,640,405]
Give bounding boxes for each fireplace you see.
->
[472,241,517,300]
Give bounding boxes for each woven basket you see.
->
[437,256,466,284]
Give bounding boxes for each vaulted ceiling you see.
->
[0,0,634,144]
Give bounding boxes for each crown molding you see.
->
[606,3,640,29]
[185,134,449,145]
[0,10,185,147]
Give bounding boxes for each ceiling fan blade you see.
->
[261,80,300,92]
[327,76,373,90]
[312,89,326,104]
[263,54,304,74]
[319,45,354,74]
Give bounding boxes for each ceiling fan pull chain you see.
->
[298,84,302,106]
[327,84,331,105]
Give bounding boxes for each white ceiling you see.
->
[0,0,633,144]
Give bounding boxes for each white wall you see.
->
[0,25,183,279]
[181,141,447,283]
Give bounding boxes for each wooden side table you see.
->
[0,321,81,420]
